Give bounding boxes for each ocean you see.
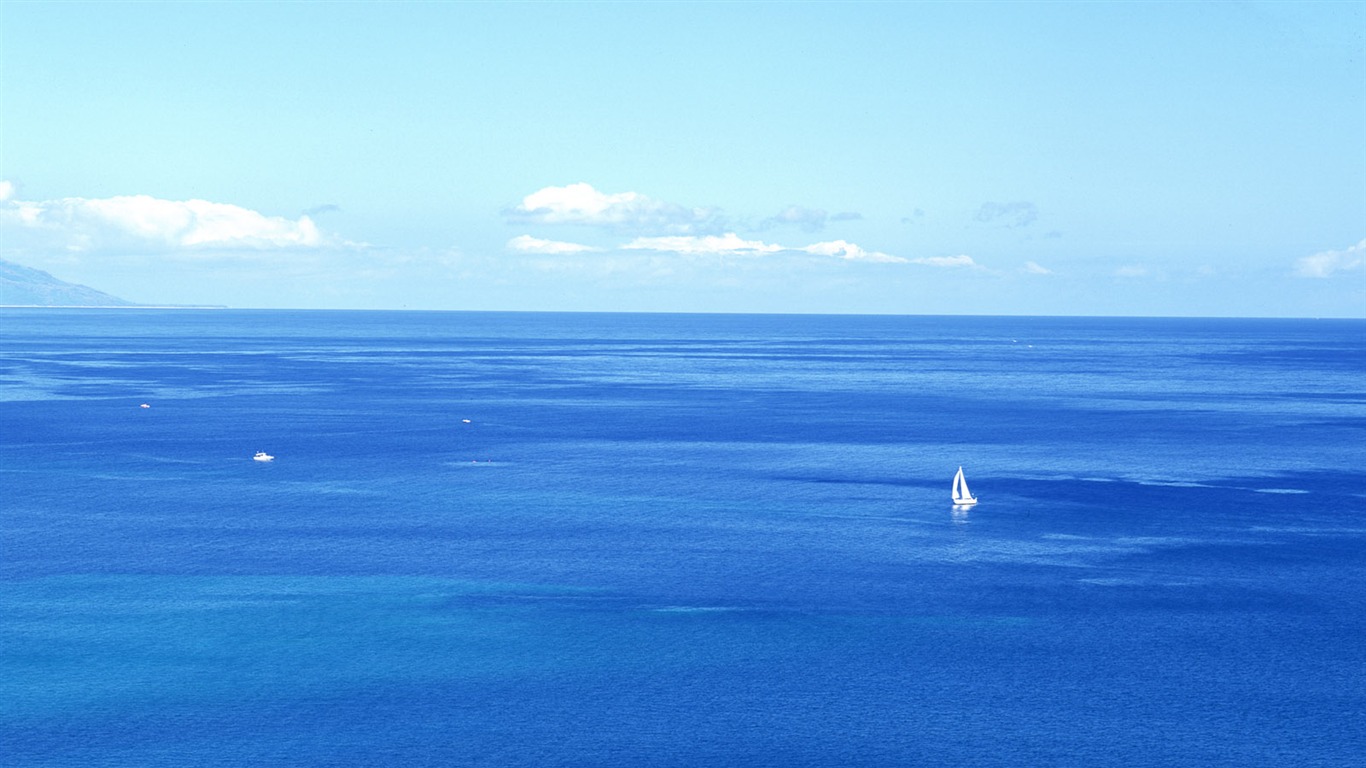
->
[2,309,1363,766]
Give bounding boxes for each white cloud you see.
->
[507,182,721,234]
[0,189,343,252]
[911,254,981,269]
[802,240,906,263]
[622,233,784,256]
[1296,239,1365,278]
[0,181,15,202]
[621,233,905,263]
[1115,265,1149,278]
[507,234,600,254]
[1022,260,1052,275]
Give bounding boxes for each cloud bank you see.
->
[802,240,904,263]
[506,184,904,265]
[507,235,601,254]
[622,233,905,263]
[507,183,722,234]
[1296,239,1365,278]
[1,187,343,252]
[623,233,784,256]
[910,254,981,269]
[759,205,863,232]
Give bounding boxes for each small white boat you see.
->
[253,451,275,462]
[139,403,151,409]
[952,466,977,506]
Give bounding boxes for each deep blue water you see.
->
[2,309,1364,766]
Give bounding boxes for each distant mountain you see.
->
[0,258,137,307]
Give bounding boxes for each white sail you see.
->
[952,466,977,505]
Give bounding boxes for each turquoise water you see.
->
[3,310,1364,766]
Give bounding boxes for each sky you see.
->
[1,1,1362,316]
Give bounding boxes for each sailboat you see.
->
[952,466,977,506]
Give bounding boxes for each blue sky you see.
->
[2,1,1362,315]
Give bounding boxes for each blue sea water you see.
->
[2,309,1364,767]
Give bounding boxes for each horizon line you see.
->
[2,305,1360,321]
